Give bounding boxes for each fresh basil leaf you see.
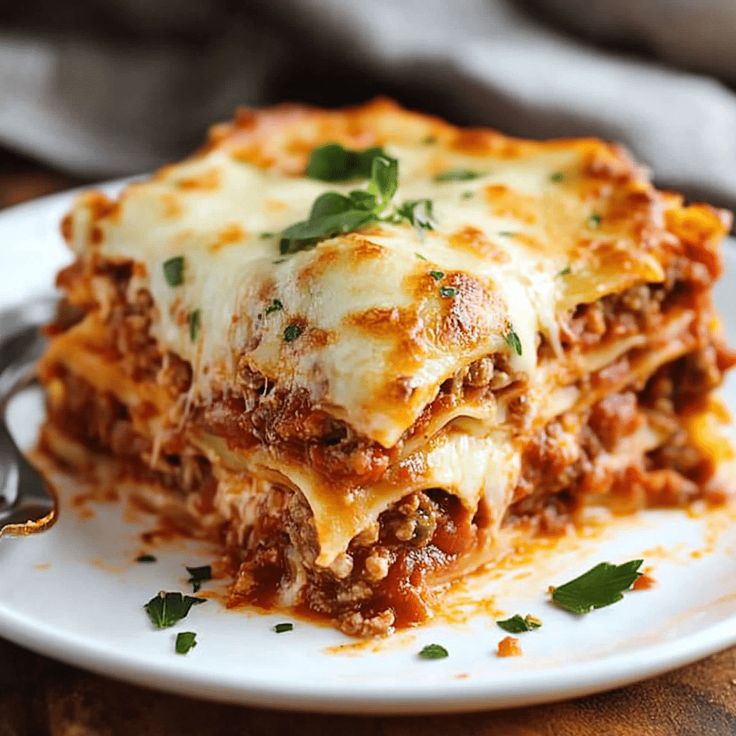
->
[186,565,211,593]
[144,592,206,629]
[309,191,353,220]
[434,168,482,182]
[273,622,293,633]
[429,270,445,281]
[368,155,398,208]
[497,614,542,633]
[588,213,602,229]
[279,209,376,255]
[136,554,157,563]
[505,325,523,356]
[306,143,387,181]
[348,190,377,211]
[163,256,185,287]
[395,199,435,231]
[175,631,197,654]
[439,286,458,298]
[551,560,643,614]
[418,643,449,660]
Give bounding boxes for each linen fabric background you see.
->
[1,0,734,210]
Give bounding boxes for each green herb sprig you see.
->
[186,565,212,593]
[279,155,397,255]
[163,256,185,287]
[551,560,643,614]
[418,643,449,660]
[306,143,389,182]
[175,631,197,654]
[505,325,523,356]
[279,147,438,255]
[497,614,542,633]
[144,592,206,629]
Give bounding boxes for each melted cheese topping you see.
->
[68,114,673,447]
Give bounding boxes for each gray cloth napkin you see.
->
[1,0,735,210]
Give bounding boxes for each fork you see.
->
[0,298,57,537]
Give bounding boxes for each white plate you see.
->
[1,184,735,714]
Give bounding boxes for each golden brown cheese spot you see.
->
[430,272,502,351]
[346,306,425,377]
[208,223,246,253]
[176,169,221,191]
[583,143,640,184]
[451,128,517,156]
[347,237,387,261]
[347,305,420,339]
[80,191,117,223]
[264,198,288,212]
[159,193,184,219]
[449,226,510,262]
[484,184,538,225]
[296,247,341,288]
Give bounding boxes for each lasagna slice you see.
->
[38,99,734,636]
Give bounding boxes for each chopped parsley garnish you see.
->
[279,155,398,255]
[549,171,565,183]
[429,270,445,281]
[551,560,643,614]
[265,298,283,315]
[283,323,303,342]
[188,309,201,341]
[260,231,274,239]
[415,252,428,261]
[136,554,157,563]
[394,199,435,231]
[306,143,389,182]
[505,325,523,356]
[273,622,293,633]
[461,191,474,200]
[498,231,515,237]
[418,643,449,660]
[163,256,185,287]
[434,168,482,182]
[557,266,572,277]
[186,565,212,593]
[439,286,458,298]
[588,213,602,229]
[175,631,197,655]
[497,614,542,633]
[144,592,206,629]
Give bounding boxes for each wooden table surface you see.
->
[2,154,736,736]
